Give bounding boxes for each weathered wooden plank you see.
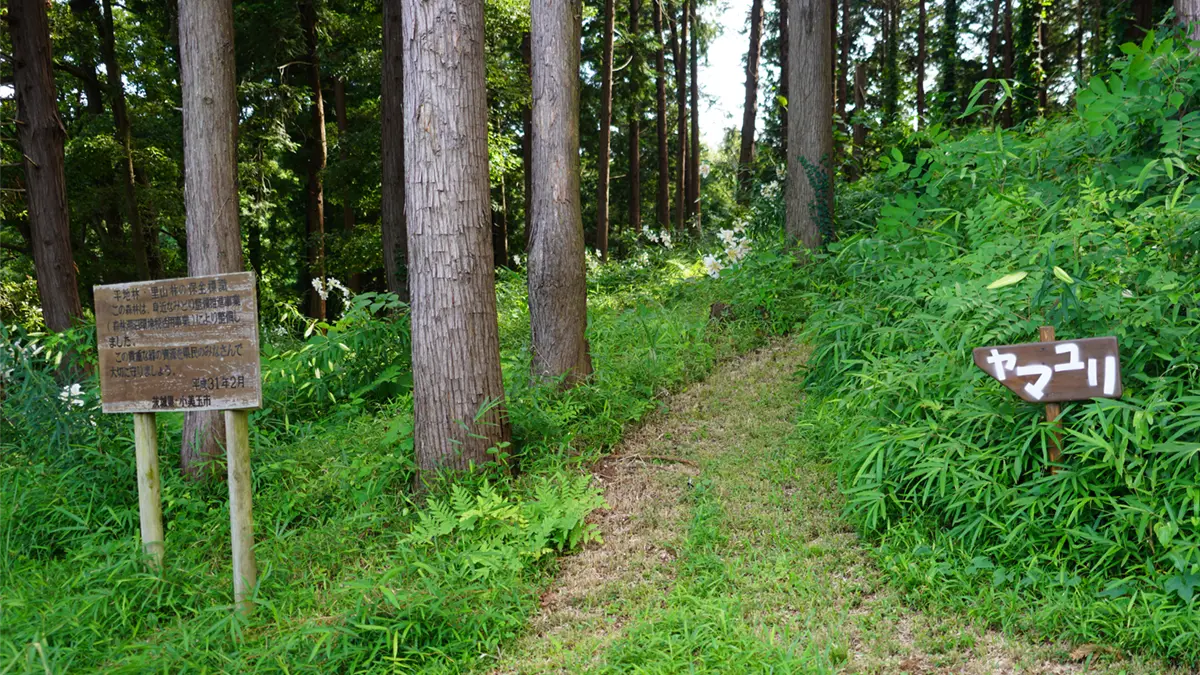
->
[94,272,261,414]
[972,336,1123,403]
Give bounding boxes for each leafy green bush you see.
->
[0,250,769,672]
[790,29,1200,660]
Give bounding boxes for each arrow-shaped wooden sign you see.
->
[972,336,1123,403]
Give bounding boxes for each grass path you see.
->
[488,339,1173,674]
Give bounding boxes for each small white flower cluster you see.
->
[59,383,86,407]
[702,221,752,279]
[643,229,673,249]
[699,163,711,179]
[1,339,46,382]
[585,250,603,272]
[311,276,352,302]
[761,182,780,199]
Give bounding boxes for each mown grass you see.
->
[0,254,776,673]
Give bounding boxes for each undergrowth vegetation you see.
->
[0,256,775,672]
[782,31,1200,662]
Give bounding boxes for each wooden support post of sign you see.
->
[132,413,165,569]
[1038,325,1064,468]
[225,409,257,612]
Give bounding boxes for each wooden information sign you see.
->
[972,335,1123,403]
[974,328,1123,470]
[94,271,260,611]
[95,271,261,413]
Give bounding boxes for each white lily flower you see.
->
[702,254,724,279]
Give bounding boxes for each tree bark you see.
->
[179,0,243,480]
[529,0,593,387]
[334,77,360,292]
[596,0,615,261]
[938,0,959,118]
[628,0,643,234]
[851,61,866,166]
[381,0,408,300]
[1178,0,1200,41]
[1126,0,1154,43]
[301,0,326,320]
[668,0,687,232]
[837,0,849,128]
[778,0,788,152]
[985,0,999,106]
[493,177,509,267]
[688,0,700,233]
[9,0,84,333]
[1001,0,1013,126]
[98,0,154,280]
[916,0,927,125]
[521,33,534,250]
[786,0,832,250]
[882,0,899,124]
[403,0,511,477]
[653,0,671,229]
[738,0,764,203]
[1036,4,1047,112]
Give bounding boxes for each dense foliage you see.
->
[783,31,1200,660]
[0,252,780,671]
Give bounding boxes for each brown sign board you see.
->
[94,272,261,414]
[972,336,1122,403]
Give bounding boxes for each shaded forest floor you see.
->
[485,339,1177,674]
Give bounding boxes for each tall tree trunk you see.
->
[917,0,927,124]
[334,78,360,292]
[301,0,326,320]
[1002,0,1013,125]
[653,0,671,229]
[851,61,866,174]
[179,0,243,480]
[403,0,511,477]
[1036,2,1048,111]
[837,0,849,128]
[596,0,615,261]
[628,0,643,234]
[786,0,832,249]
[9,0,84,332]
[493,177,509,267]
[529,0,593,386]
[985,0,999,105]
[668,0,687,232]
[938,0,959,118]
[1074,0,1085,84]
[381,0,408,300]
[688,0,700,233]
[1126,0,1154,43]
[521,32,534,251]
[778,0,789,151]
[1178,0,1200,41]
[738,0,764,203]
[98,0,154,280]
[882,0,900,124]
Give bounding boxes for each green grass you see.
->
[492,341,1175,673]
[0,254,775,673]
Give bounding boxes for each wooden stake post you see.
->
[1038,326,1064,468]
[973,328,1124,470]
[133,412,164,568]
[94,272,262,611]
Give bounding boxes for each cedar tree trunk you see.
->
[529,0,593,386]
[10,0,84,332]
[596,0,615,261]
[786,0,832,249]
[653,0,671,229]
[381,0,408,300]
[179,0,243,479]
[738,0,764,203]
[403,0,511,476]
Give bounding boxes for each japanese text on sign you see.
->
[94,272,262,414]
[971,336,1123,403]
